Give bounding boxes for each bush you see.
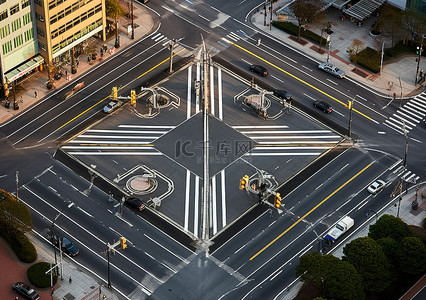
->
[27,262,58,288]
[7,231,37,263]
[356,47,381,73]
[272,21,325,45]
[384,40,426,59]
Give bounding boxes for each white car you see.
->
[367,180,386,194]
[318,63,345,78]
[103,100,122,113]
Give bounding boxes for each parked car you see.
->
[250,64,268,76]
[318,63,345,78]
[53,236,80,256]
[367,179,386,194]
[273,90,292,103]
[313,100,332,113]
[12,282,40,300]
[125,197,146,211]
[103,100,122,113]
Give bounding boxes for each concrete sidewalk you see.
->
[250,0,426,98]
[0,1,156,125]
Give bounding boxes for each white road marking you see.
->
[250,135,341,139]
[194,176,200,238]
[69,140,152,144]
[87,129,168,134]
[184,170,190,231]
[221,170,226,227]
[212,176,217,235]
[248,153,321,156]
[256,141,339,144]
[198,14,210,22]
[332,109,345,117]
[269,269,283,281]
[49,169,57,175]
[302,65,313,72]
[118,125,175,128]
[218,68,223,120]
[232,125,289,129]
[270,75,283,82]
[326,78,338,85]
[63,146,155,150]
[241,130,332,134]
[254,146,329,150]
[210,65,215,116]
[77,135,158,139]
[143,234,188,262]
[187,65,192,119]
[68,152,162,156]
[196,62,200,112]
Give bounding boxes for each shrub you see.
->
[272,21,324,45]
[8,231,37,263]
[27,262,58,288]
[357,47,381,73]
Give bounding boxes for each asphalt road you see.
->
[0,0,424,299]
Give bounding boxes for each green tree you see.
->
[0,189,33,237]
[375,3,403,53]
[105,0,126,45]
[368,214,414,242]
[399,237,426,275]
[377,237,404,279]
[348,38,365,71]
[289,0,326,41]
[401,9,426,46]
[343,237,391,293]
[297,252,365,299]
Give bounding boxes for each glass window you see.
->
[37,27,45,37]
[11,19,21,32]
[23,12,32,25]
[0,10,8,22]
[14,35,23,48]
[10,4,19,15]
[2,40,12,54]
[21,0,31,9]
[24,28,33,41]
[36,13,44,22]
[0,24,10,38]
[34,0,42,7]
[38,41,46,51]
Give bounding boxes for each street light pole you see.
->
[131,0,134,40]
[348,98,354,138]
[402,121,408,168]
[415,34,423,84]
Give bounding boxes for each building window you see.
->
[24,28,33,41]
[11,19,21,32]
[0,10,8,22]
[37,27,45,37]
[35,13,44,22]
[10,4,19,15]
[14,35,23,48]
[2,40,12,54]
[34,0,42,7]
[23,12,32,25]
[0,24,10,38]
[38,41,46,51]
[21,0,31,9]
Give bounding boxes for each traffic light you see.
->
[131,90,136,105]
[348,100,352,110]
[416,46,420,55]
[120,237,127,250]
[240,175,249,190]
[112,87,117,100]
[274,193,281,209]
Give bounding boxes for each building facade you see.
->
[0,0,43,91]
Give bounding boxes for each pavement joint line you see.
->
[249,161,374,261]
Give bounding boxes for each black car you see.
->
[313,100,332,113]
[250,64,268,76]
[273,90,292,103]
[13,282,40,300]
[125,197,146,211]
[53,236,80,256]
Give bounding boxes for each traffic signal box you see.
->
[131,90,136,105]
[240,175,249,190]
[120,237,127,249]
[112,87,117,100]
[274,193,281,209]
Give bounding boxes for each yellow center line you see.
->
[231,42,373,121]
[249,161,374,261]
[55,49,185,131]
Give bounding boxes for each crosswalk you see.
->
[150,32,185,52]
[391,164,420,183]
[62,125,174,156]
[232,126,341,156]
[384,92,426,134]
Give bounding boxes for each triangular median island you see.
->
[153,112,256,178]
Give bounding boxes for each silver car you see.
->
[318,63,345,78]
[103,100,122,113]
[367,180,386,194]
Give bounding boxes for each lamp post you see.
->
[326,35,331,62]
[51,203,74,280]
[348,98,354,138]
[131,0,134,40]
[378,121,408,169]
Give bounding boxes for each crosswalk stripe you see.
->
[400,107,423,120]
[414,176,420,182]
[410,99,426,111]
[406,101,426,114]
[388,117,413,130]
[87,130,168,134]
[77,135,159,139]
[393,114,417,127]
[118,125,175,128]
[406,174,416,182]
[402,104,424,118]
[383,122,405,135]
[241,130,332,134]
[151,33,162,40]
[69,140,152,144]
[401,171,411,179]
[393,165,404,174]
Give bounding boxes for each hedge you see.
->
[355,47,381,73]
[7,231,37,263]
[272,21,325,45]
[27,262,58,288]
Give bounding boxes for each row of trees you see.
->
[297,215,426,300]
[287,0,425,49]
